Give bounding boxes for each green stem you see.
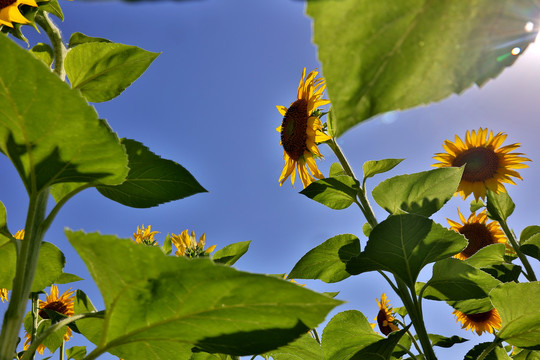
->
[0,189,49,360]
[476,337,502,360]
[34,11,67,80]
[311,328,321,344]
[29,293,39,360]
[499,219,537,281]
[41,184,92,233]
[327,138,377,227]
[60,340,65,360]
[408,287,436,360]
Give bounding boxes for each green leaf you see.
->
[329,162,346,177]
[362,159,404,181]
[65,42,159,102]
[491,282,540,349]
[512,349,540,360]
[212,241,251,266]
[32,242,65,292]
[54,272,84,284]
[66,346,86,360]
[521,233,540,262]
[428,334,468,348]
[321,310,383,360]
[66,230,342,358]
[97,139,207,208]
[482,263,522,283]
[347,214,466,287]
[463,243,506,268]
[0,201,9,237]
[521,226,540,243]
[300,176,358,210]
[470,199,485,213]
[422,258,501,301]
[23,311,66,354]
[30,43,53,67]
[362,222,372,237]
[448,298,494,315]
[264,332,323,360]
[486,189,515,222]
[464,342,512,360]
[68,32,112,48]
[162,234,173,255]
[306,0,539,136]
[0,35,129,193]
[0,239,65,292]
[372,167,463,217]
[38,0,63,20]
[288,234,360,283]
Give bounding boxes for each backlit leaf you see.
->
[300,176,359,210]
[362,159,404,181]
[212,241,251,266]
[66,230,342,358]
[307,0,540,136]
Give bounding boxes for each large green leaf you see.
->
[65,41,159,103]
[321,310,383,360]
[0,35,128,194]
[96,139,207,208]
[300,176,359,210]
[264,332,323,360]
[66,230,342,359]
[307,0,540,136]
[347,214,467,287]
[421,258,501,301]
[288,234,360,283]
[372,167,463,217]
[491,282,540,349]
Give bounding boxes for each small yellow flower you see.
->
[276,68,332,188]
[453,308,501,335]
[0,288,7,303]
[0,0,37,28]
[375,293,399,336]
[171,230,216,258]
[133,224,159,246]
[23,285,75,354]
[447,209,508,260]
[433,128,530,200]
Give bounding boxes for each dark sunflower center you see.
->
[39,301,68,319]
[452,147,499,182]
[281,99,309,161]
[0,0,17,9]
[459,223,495,258]
[376,309,393,336]
[465,310,493,323]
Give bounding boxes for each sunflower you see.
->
[453,308,501,335]
[133,224,159,246]
[0,0,37,28]
[171,230,216,258]
[374,293,399,336]
[276,68,332,188]
[433,128,530,200]
[23,285,75,354]
[448,208,508,260]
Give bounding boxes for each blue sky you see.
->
[1,0,540,359]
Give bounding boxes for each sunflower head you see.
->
[24,285,75,354]
[276,68,332,188]
[133,224,159,246]
[453,308,501,335]
[447,208,508,260]
[433,128,530,200]
[374,293,399,336]
[0,0,38,28]
[171,230,216,258]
